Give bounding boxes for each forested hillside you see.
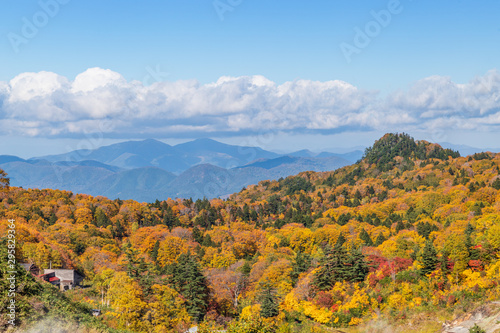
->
[1,133,500,332]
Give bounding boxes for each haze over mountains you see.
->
[1,138,497,202]
[0,139,361,202]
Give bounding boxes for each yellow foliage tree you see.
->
[157,236,188,267]
[108,271,146,331]
[148,284,191,332]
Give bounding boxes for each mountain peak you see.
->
[362,133,460,170]
[288,149,317,158]
[141,138,165,144]
[175,138,228,151]
[192,138,218,143]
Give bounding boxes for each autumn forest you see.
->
[2,133,500,332]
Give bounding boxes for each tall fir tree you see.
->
[345,248,370,282]
[168,252,210,322]
[123,241,155,295]
[48,212,58,226]
[336,232,346,248]
[291,251,312,285]
[465,222,480,261]
[421,239,438,276]
[241,260,252,277]
[150,240,160,263]
[163,205,178,229]
[359,228,374,246]
[375,233,386,246]
[192,226,204,244]
[95,208,110,228]
[439,249,451,275]
[259,284,279,318]
[313,235,369,290]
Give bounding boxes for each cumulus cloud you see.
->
[0,67,499,138]
[387,70,500,117]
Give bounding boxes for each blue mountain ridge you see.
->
[0,139,360,201]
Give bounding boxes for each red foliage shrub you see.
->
[366,255,413,285]
[314,291,334,309]
[468,259,484,272]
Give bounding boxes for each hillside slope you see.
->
[0,239,110,332]
[2,133,500,332]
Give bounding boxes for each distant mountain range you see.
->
[2,138,497,202]
[39,138,281,173]
[438,142,500,156]
[0,139,361,201]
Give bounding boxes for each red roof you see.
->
[49,277,60,282]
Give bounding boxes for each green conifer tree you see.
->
[360,228,373,246]
[169,252,209,322]
[95,208,110,228]
[291,251,312,285]
[260,284,279,318]
[241,260,252,277]
[192,226,204,244]
[346,248,369,282]
[48,212,58,226]
[421,239,438,275]
[151,240,160,263]
[465,222,480,260]
[375,233,386,246]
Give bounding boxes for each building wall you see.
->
[44,269,84,286]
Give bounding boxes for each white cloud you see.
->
[9,71,69,102]
[387,70,500,118]
[0,68,499,138]
[71,67,127,93]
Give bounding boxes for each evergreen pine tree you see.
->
[48,212,57,226]
[192,226,204,244]
[359,228,373,246]
[241,260,252,277]
[345,248,369,282]
[421,239,438,275]
[410,244,420,261]
[465,222,480,260]
[194,244,205,261]
[291,251,312,285]
[313,245,342,291]
[115,219,125,238]
[439,249,450,274]
[259,284,279,318]
[202,234,216,247]
[395,220,406,233]
[313,240,369,290]
[313,241,348,290]
[151,240,160,263]
[491,178,500,190]
[123,241,154,295]
[336,233,346,248]
[169,252,209,322]
[163,205,178,229]
[95,208,110,228]
[123,242,146,279]
[374,233,386,246]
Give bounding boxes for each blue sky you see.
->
[0,0,499,157]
